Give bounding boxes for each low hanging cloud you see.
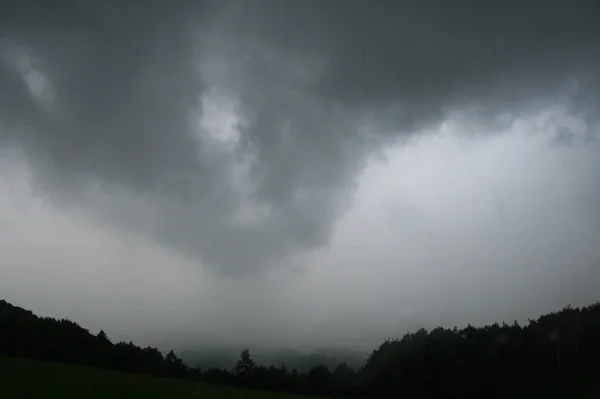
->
[1,0,599,276]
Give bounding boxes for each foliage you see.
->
[3,298,600,397]
[180,347,366,373]
[232,348,255,376]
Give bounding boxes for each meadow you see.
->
[2,354,599,398]
[0,356,325,399]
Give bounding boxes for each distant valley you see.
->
[180,347,368,373]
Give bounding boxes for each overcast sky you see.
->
[1,0,599,353]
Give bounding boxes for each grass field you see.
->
[2,355,599,398]
[0,356,325,399]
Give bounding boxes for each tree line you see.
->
[2,298,600,397]
[180,347,366,374]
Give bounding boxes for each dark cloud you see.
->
[224,1,599,109]
[1,0,599,275]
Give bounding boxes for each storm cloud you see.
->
[1,0,600,350]
[2,0,599,275]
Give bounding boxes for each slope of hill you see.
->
[0,355,322,399]
[0,299,364,398]
[3,297,600,398]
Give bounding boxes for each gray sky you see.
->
[1,0,599,352]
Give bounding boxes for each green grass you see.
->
[3,355,598,399]
[0,356,324,399]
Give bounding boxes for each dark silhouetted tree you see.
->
[232,348,255,376]
[97,330,110,343]
[4,297,600,398]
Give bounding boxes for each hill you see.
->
[3,297,600,397]
[0,299,363,398]
[0,355,322,399]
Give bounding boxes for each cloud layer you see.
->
[1,110,599,351]
[1,0,599,278]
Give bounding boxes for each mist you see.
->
[1,0,599,354]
